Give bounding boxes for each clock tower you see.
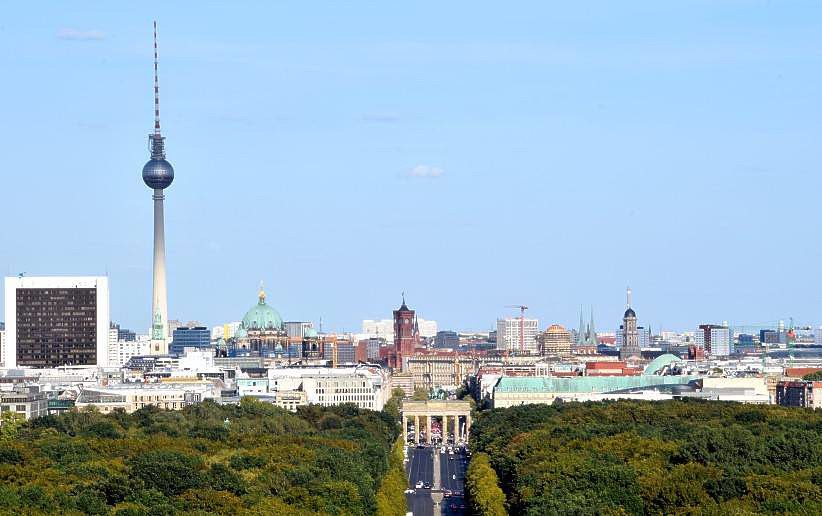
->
[392,293,417,370]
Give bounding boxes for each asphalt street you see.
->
[405,445,467,516]
[406,446,434,516]
[439,448,468,516]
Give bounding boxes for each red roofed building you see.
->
[585,361,642,376]
[784,367,822,379]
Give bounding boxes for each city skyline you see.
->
[2,2,822,333]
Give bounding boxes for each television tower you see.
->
[142,21,174,354]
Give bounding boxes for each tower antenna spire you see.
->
[148,21,166,160]
[153,20,161,136]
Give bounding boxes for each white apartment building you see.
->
[496,318,539,354]
[696,325,733,357]
[212,321,241,341]
[108,335,151,368]
[0,329,4,367]
[4,276,109,368]
[416,319,438,338]
[75,383,220,413]
[362,320,394,342]
[260,366,390,411]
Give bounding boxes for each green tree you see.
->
[376,438,408,516]
[382,388,406,422]
[803,371,822,381]
[129,450,205,497]
[465,453,506,516]
[411,388,429,401]
[0,412,24,442]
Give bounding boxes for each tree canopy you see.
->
[468,399,822,514]
[0,398,402,515]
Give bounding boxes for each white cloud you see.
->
[57,28,105,41]
[408,165,444,178]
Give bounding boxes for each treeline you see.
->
[468,400,822,514]
[0,397,403,515]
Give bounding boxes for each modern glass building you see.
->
[169,326,211,356]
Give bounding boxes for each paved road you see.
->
[439,448,468,516]
[406,446,434,516]
[405,445,468,516]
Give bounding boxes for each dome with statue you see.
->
[240,285,284,331]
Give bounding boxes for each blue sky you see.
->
[1,1,821,334]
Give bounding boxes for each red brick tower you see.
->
[392,293,417,370]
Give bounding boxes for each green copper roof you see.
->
[494,375,697,394]
[643,354,683,375]
[304,327,318,338]
[241,300,283,331]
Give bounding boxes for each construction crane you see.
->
[505,305,529,353]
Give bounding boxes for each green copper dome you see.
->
[240,286,283,331]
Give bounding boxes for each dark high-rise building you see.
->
[737,334,755,352]
[760,329,779,346]
[4,276,109,368]
[169,326,211,356]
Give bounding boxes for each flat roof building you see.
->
[4,276,109,368]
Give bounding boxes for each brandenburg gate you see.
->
[401,400,472,444]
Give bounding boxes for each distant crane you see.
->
[505,305,529,353]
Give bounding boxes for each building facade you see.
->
[538,324,573,357]
[4,276,109,368]
[434,331,459,348]
[108,335,151,368]
[231,286,288,357]
[496,318,539,354]
[696,325,733,356]
[619,287,641,360]
[170,326,211,356]
[0,387,48,420]
[776,381,822,409]
[387,296,418,370]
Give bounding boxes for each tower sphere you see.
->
[142,158,174,189]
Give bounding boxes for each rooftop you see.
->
[494,375,697,394]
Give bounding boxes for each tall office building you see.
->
[696,324,732,356]
[141,22,175,355]
[169,326,211,356]
[496,317,539,354]
[619,287,641,360]
[4,276,109,368]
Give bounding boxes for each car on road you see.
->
[404,489,415,494]
[415,481,423,489]
[423,482,432,489]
